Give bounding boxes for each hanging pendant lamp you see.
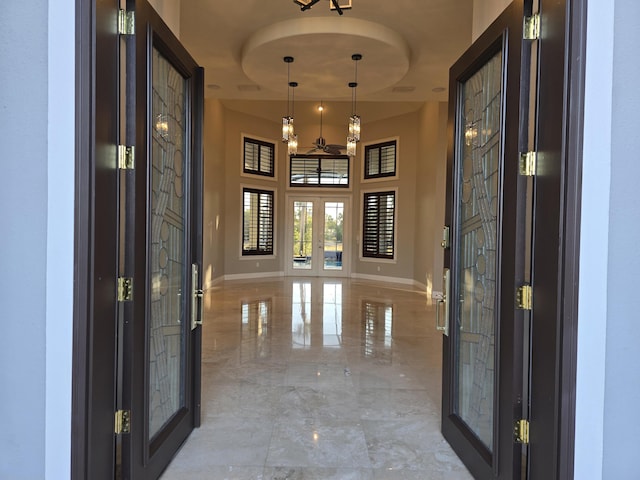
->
[347,53,362,156]
[288,81,298,154]
[282,56,295,143]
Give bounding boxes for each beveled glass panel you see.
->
[323,202,344,271]
[454,50,503,451]
[148,47,187,440]
[292,201,314,270]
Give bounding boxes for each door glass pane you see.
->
[292,201,313,270]
[323,202,344,270]
[454,50,503,451]
[149,47,187,439]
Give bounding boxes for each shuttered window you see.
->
[244,137,275,177]
[242,188,274,255]
[290,155,349,187]
[362,191,395,259]
[364,140,396,179]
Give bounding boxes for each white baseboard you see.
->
[350,273,422,288]
[223,271,285,282]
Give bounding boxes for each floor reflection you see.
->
[161,277,473,479]
[362,301,394,364]
[291,282,312,348]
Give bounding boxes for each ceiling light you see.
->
[287,82,298,154]
[282,56,295,143]
[347,53,362,156]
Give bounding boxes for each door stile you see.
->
[441,1,532,478]
[116,0,137,476]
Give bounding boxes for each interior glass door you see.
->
[288,197,348,276]
[440,2,529,479]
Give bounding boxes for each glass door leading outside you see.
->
[287,196,350,277]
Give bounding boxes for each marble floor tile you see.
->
[263,466,374,479]
[160,277,472,480]
[266,417,371,469]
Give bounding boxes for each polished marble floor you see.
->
[161,277,472,479]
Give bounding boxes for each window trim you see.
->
[360,187,398,263]
[241,133,278,180]
[287,153,353,191]
[240,185,277,258]
[361,137,399,182]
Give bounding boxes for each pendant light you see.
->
[288,81,298,154]
[282,56,295,143]
[347,53,362,156]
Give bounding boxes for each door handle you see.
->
[436,268,450,336]
[191,263,204,330]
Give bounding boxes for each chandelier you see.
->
[282,56,298,154]
[347,53,362,156]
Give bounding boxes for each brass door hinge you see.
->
[117,277,134,302]
[441,226,450,249]
[115,410,131,434]
[118,9,135,35]
[515,419,530,444]
[519,151,537,176]
[516,284,533,310]
[118,145,135,170]
[523,14,540,40]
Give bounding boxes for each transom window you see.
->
[244,137,275,177]
[242,187,274,255]
[362,190,396,259]
[364,140,397,179]
[290,155,349,188]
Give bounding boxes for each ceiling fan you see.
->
[294,0,345,15]
[307,103,346,155]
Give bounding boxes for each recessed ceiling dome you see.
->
[241,17,411,100]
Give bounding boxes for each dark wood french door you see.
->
[439,2,531,478]
[117,1,204,478]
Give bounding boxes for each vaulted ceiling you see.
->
[179,0,473,124]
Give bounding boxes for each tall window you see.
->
[362,191,395,259]
[364,140,397,179]
[244,137,275,177]
[242,187,274,255]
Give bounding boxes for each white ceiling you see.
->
[179,0,473,124]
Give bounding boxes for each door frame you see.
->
[72,0,588,478]
[284,194,352,277]
[527,0,587,478]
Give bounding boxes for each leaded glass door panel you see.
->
[119,1,204,479]
[440,2,529,479]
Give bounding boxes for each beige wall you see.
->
[413,101,448,295]
[148,0,181,38]
[222,109,285,277]
[203,99,227,287]
[472,0,511,40]
[205,103,448,285]
[352,111,419,281]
